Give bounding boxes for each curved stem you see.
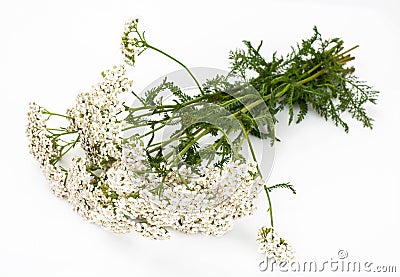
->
[43,110,72,119]
[243,125,274,228]
[163,128,210,161]
[127,105,176,113]
[137,123,167,139]
[146,44,204,95]
[264,185,274,228]
[148,126,203,154]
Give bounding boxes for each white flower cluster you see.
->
[257,227,294,264]
[26,102,68,198]
[120,18,147,66]
[67,65,131,166]
[62,150,263,238]
[65,155,148,235]
[27,65,265,241]
[138,161,263,236]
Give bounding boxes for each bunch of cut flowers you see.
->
[27,19,378,264]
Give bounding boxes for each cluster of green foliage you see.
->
[229,27,378,132]
[124,26,378,182]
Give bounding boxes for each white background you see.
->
[0,0,399,276]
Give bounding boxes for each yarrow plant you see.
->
[27,18,378,263]
[257,226,294,264]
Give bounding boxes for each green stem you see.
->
[148,134,191,148]
[53,134,80,164]
[126,111,165,121]
[294,69,327,86]
[244,131,262,176]
[164,128,210,161]
[334,45,359,58]
[122,121,163,130]
[47,129,78,135]
[264,185,274,228]
[43,111,72,119]
[146,44,204,95]
[230,67,330,117]
[137,123,167,139]
[127,105,176,113]
[148,126,203,154]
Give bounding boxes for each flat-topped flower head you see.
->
[26,102,70,197]
[67,65,132,166]
[257,227,294,264]
[121,18,148,66]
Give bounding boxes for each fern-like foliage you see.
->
[124,27,379,180]
[266,182,296,194]
[229,27,379,133]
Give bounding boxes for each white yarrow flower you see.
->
[256,227,294,264]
